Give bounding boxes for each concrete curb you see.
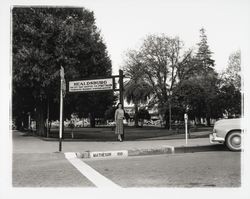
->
[75,144,224,159]
[128,145,174,156]
[174,144,227,154]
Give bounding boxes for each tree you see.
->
[123,79,152,127]
[217,50,241,117]
[174,76,222,124]
[12,7,114,135]
[66,91,116,128]
[123,52,152,127]
[221,50,241,91]
[196,27,215,70]
[170,28,221,126]
[194,28,218,126]
[137,108,151,127]
[217,84,241,117]
[174,79,206,121]
[123,34,192,128]
[104,106,116,121]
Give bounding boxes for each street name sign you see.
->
[69,78,113,92]
[89,150,128,159]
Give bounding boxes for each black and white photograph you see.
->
[1,0,250,198]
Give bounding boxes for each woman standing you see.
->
[115,103,124,142]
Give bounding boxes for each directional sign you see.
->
[69,78,113,92]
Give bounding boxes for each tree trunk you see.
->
[35,99,46,136]
[164,113,168,129]
[206,117,211,127]
[46,98,50,138]
[134,103,139,127]
[16,111,29,131]
[90,112,95,128]
[15,116,23,130]
[16,114,27,131]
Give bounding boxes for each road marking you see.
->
[64,152,120,188]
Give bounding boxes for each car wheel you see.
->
[225,131,241,151]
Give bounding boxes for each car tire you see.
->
[225,131,241,151]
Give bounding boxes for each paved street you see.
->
[13,151,240,187]
[82,151,241,187]
[12,130,241,187]
[13,153,94,187]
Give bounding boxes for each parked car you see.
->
[209,118,242,151]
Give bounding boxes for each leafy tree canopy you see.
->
[12,7,114,134]
[221,50,241,91]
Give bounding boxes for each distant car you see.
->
[209,118,242,151]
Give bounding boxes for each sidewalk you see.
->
[13,130,225,157]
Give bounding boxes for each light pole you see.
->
[168,90,172,131]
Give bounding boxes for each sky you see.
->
[79,0,250,75]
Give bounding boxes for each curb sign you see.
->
[89,150,128,159]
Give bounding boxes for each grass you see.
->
[42,126,212,141]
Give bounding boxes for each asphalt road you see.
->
[13,151,241,187]
[12,153,94,187]
[84,151,241,187]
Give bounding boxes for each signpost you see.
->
[62,69,125,148]
[119,70,125,140]
[59,66,66,152]
[184,113,188,145]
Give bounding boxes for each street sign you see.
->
[89,150,128,159]
[69,78,113,92]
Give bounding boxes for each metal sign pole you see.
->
[59,66,65,152]
[28,112,31,130]
[59,79,63,151]
[119,69,124,140]
[184,113,188,145]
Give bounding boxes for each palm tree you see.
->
[123,50,153,127]
[124,78,152,127]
